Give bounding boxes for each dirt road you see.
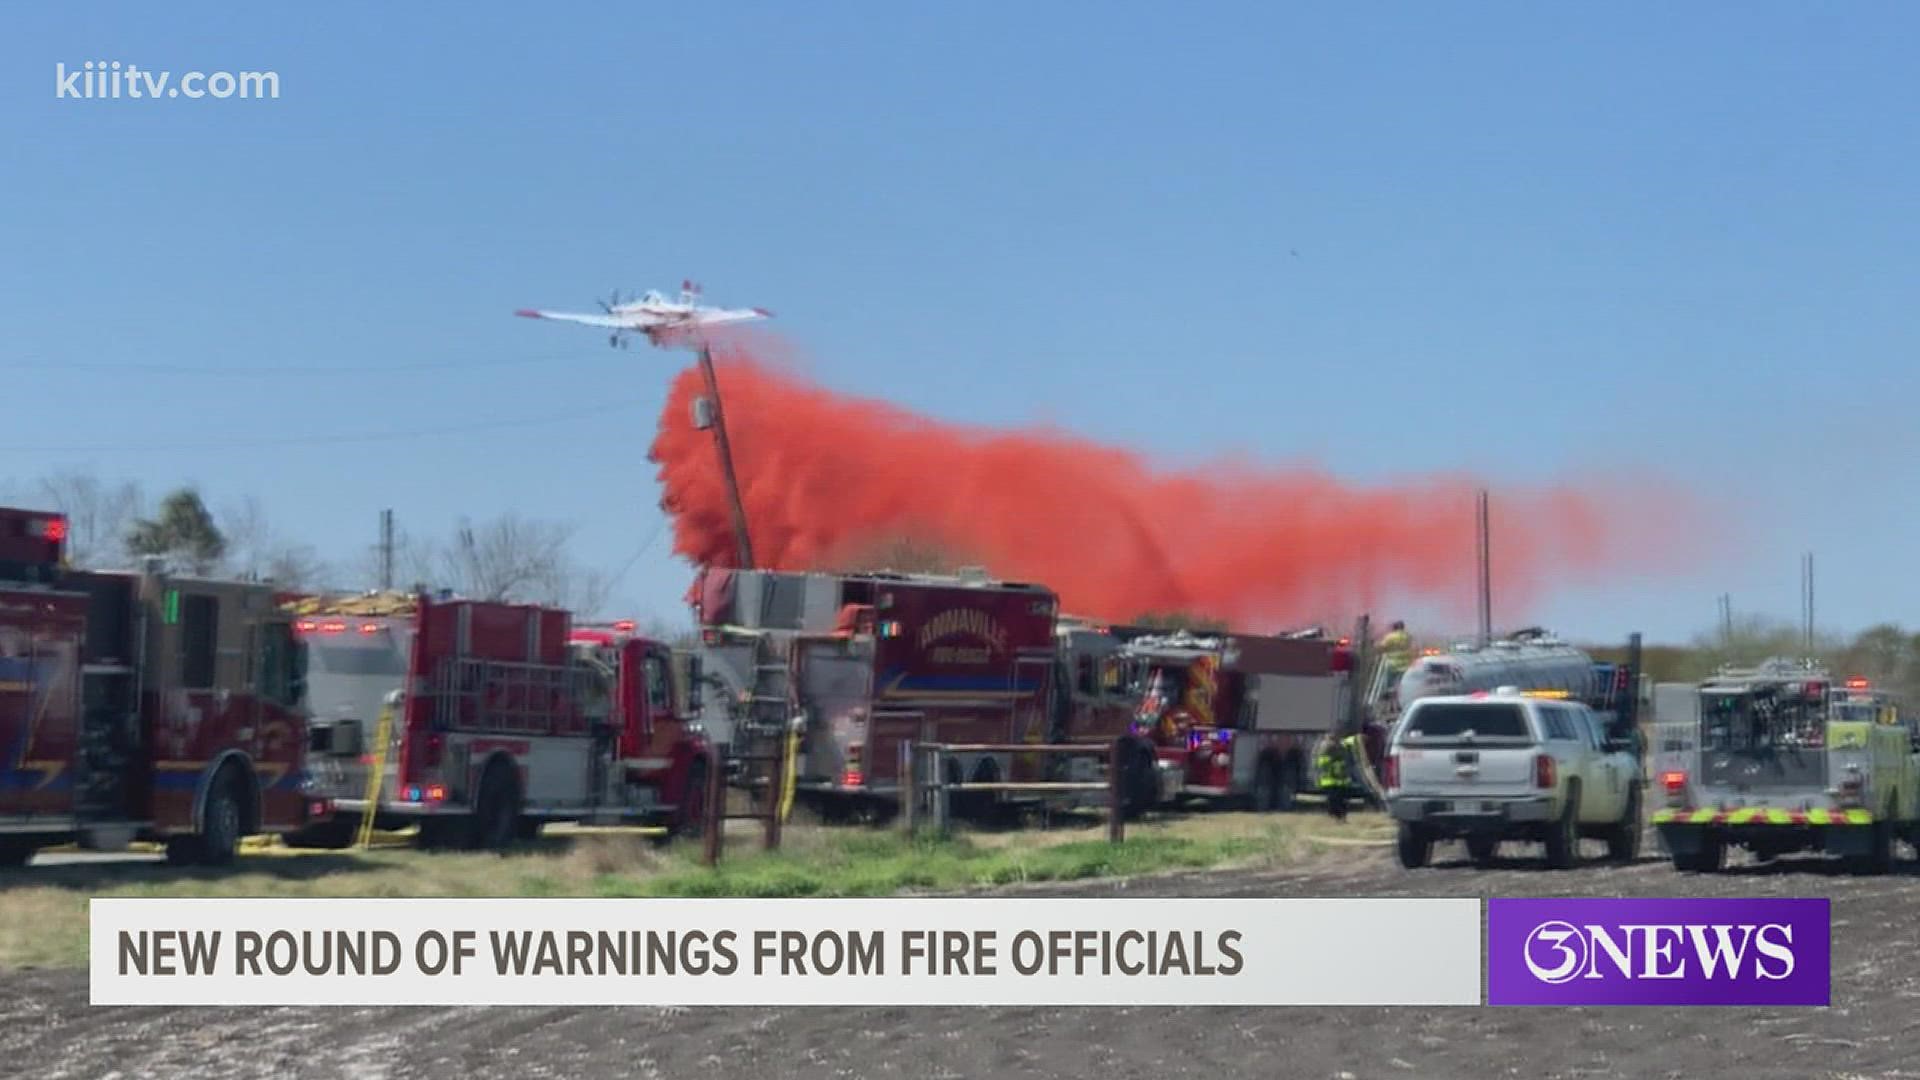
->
[6,839,1914,1080]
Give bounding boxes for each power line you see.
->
[0,398,652,453]
[602,516,674,597]
[0,350,624,376]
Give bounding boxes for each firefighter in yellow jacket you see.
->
[1378,621,1413,672]
[1316,732,1363,820]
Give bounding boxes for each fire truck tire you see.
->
[169,767,245,868]
[1604,787,1642,863]
[1252,757,1297,812]
[1395,823,1431,869]
[1543,783,1580,870]
[1672,832,1725,873]
[1116,737,1158,820]
[283,819,356,850]
[673,759,710,839]
[1848,812,1894,875]
[470,760,522,852]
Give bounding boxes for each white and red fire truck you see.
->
[1,507,321,867]
[284,591,713,849]
[1119,629,1356,813]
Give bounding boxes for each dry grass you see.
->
[0,809,1390,970]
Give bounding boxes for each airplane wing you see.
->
[514,308,659,329]
[694,307,774,326]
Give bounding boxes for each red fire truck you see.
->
[1,507,320,868]
[692,568,1172,816]
[283,591,713,849]
[1119,629,1355,812]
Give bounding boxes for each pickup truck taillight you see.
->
[1534,753,1556,790]
[1382,753,1399,790]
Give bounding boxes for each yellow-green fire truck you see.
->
[1651,660,1919,873]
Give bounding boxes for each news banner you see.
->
[90,896,1828,1007]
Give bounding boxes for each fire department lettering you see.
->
[917,609,1008,660]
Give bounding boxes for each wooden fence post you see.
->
[901,740,917,834]
[702,749,724,867]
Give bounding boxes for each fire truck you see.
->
[283,590,714,849]
[1,507,320,868]
[1120,629,1356,813]
[689,567,1072,815]
[1651,660,1920,873]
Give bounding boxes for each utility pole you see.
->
[1718,593,1733,645]
[1475,489,1493,647]
[385,510,396,590]
[695,344,756,569]
[1801,552,1815,654]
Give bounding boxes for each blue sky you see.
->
[5,3,1917,644]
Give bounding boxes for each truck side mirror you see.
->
[686,654,704,711]
[288,640,309,705]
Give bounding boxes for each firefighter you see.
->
[1316,732,1363,820]
[1378,620,1413,672]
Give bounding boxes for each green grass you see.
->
[0,811,1389,970]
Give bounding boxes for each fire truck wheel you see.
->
[283,819,356,850]
[194,769,245,867]
[1848,812,1894,875]
[470,761,522,852]
[1116,738,1158,820]
[673,759,709,839]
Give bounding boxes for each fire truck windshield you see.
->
[1700,689,1825,752]
[1137,664,1188,719]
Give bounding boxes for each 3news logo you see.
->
[1487,898,1830,1006]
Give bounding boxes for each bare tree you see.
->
[36,470,144,568]
[217,495,332,589]
[439,513,604,609]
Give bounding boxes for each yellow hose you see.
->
[778,723,801,822]
[355,702,394,850]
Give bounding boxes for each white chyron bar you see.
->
[91,897,1481,1007]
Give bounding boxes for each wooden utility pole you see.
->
[697,345,756,569]
[1475,489,1493,647]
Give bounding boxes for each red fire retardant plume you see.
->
[649,343,1685,627]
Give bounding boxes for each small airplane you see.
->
[515,280,771,348]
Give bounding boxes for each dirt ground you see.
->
[4,834,1916,1080]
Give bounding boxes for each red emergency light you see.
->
[1661,770,1687,793]
[358,622,382,635]
[1846,676,1871,690]
[37,517,68,543]
[613,619,637,633]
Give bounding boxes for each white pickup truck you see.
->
[1383,690,1643,869]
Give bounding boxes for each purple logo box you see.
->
[1488,898,1830,1006]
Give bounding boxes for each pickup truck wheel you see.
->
[1544,784,1580,870]
[1605,787,1642,863]
[1466,836,1499,867]
[1395,823,1432,869]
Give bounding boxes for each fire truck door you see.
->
[1012,657,1053,743]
